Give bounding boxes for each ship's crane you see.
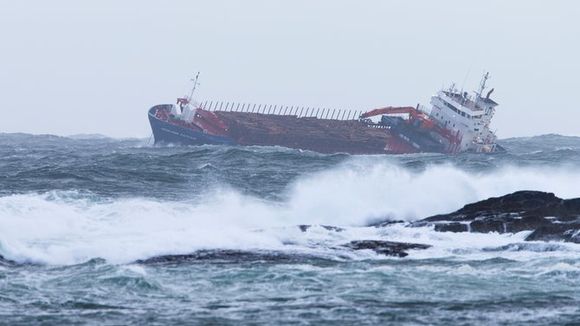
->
[360,106,434,129]
[360,106,418,119]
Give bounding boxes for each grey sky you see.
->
[1,0,578,138]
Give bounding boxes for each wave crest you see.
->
[2,160,580,265]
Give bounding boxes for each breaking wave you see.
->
[2,160,580,265]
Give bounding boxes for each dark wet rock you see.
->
[368,219,406,228]
[343,240,431,257]
[298,225,345,232]
[135,250,333,265]
[433,222,469,233]
[411,191,580,243]
[526,225,580,243]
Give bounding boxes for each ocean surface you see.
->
[1,133,579,325]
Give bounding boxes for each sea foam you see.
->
[1,160,580,265]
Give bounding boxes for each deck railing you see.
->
[199,100,366,121]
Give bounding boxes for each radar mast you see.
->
[187,72,201,103]
[477,72,490,97]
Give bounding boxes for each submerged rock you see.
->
[367,219,406,228]
[412,191,580,243]
[298,224,345,232]
[135,250,333,265]
[343,240,431,257]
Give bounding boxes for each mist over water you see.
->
[1,133,579,324]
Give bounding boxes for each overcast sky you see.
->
[1,0,578,138]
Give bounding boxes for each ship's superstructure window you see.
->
[443,100,472,119]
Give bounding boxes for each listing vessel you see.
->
[148,73,502,154]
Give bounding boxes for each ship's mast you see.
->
[477,72,490,97]
[187,72,201,103]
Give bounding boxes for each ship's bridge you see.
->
[429,76,499,153]
[435,91,483,120]
[442,91,483,112]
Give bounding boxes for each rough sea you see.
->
[1,133,579,325]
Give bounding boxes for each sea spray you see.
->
[2,161,580,264]
[1,134,580,324]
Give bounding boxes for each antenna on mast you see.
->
[187,72,201,102]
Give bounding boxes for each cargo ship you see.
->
[148,73,502,154]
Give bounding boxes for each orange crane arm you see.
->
[360,106,418,119]
[361,106,437,129]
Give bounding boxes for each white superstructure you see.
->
[429,73,499,153]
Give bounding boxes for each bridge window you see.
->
[443,100,471,118]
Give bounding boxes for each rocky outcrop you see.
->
[135,250,328,265]
[526,225,580,243]
[413,191,580,243]
[343,240,431,257]
[131,191,580,266]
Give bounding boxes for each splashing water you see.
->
[0,133,579,324]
